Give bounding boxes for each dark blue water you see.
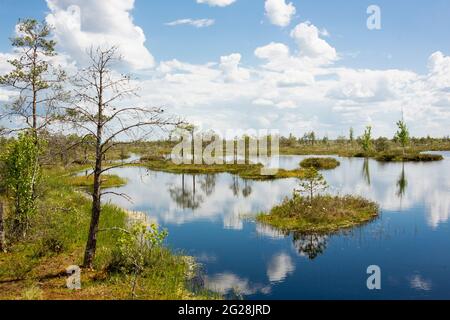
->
[103,153,450,299]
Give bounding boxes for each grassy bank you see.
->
[143,159,307,180]
[0,166,215,300]
[374,152,444,162]
[257,195,379,233]
[67,174,128,190]
[280,144,447,161]
[300,158,340,170]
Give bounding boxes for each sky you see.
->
[0,0,450,138]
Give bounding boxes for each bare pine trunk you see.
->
[0,201,6,253]
[83,125,103,268]
[83,157,102,268]
[83,70,104,269]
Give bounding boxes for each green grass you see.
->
[0,165,217,300]
[143,159,307,180]
[66,174,128,190]
[280,143,447,162]
[374,152,444,162]
[300,158,341,170]
[257,195,379,233]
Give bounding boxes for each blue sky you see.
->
[1,0,449,137]
[2,0,450,72]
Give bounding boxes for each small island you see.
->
[67,174,128,190]
[300,157,340,170]
[374,152,444,162]
[257,168,379,233]
[141,159,308,180]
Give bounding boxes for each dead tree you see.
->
[64,46,180,268]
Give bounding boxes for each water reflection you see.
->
[204,251,296,298]
[229,175,241,197]
[104,153,450,230]
[396,163,408,200]
[242,180,253,198]
[199,174,216,196]
[409,274,432,292]
[362,158,371,186]
[168,174,204,210]
[324,153,450,228]
[267,253,295,283]
[204,273,271,298]
[100,153,450,299]
[255,223,286,239]
[292,233,328,260]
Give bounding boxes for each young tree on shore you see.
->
[1,132,40,238]
[0,19,67,140]
[295,167,328,205]
[0,19,67,221]
[360,126,373,155]
[349,127,354,145]
[63,46,179,268]
[395,119,410,155]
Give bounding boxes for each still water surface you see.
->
[103,152,450,299]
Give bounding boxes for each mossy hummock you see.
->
[257,195,379,233]
[300,158,341,170]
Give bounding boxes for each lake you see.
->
[102,152,450,299]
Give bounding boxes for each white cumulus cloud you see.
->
[267,253,295,282]
[219,53,250,82]
[197,0,236,7]
[265,0,296,27]
[165,18,215,28]
[45,0,155,70]
[290,22,337,64]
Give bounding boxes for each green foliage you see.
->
[395,120,410,152]
[295,167,328,202]
[374,137,390,152]
[302,131,316,145]
[108,222,168,298]
[1,133,40,238]
[349,127,354,143]
[360,126,373,154]
[0,19,67,134]
[108,222,168,275]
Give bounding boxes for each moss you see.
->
[257,195,379,233]
[300,158,341,170]
[143,159,307,180]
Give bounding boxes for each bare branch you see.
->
[101,192,133,203]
